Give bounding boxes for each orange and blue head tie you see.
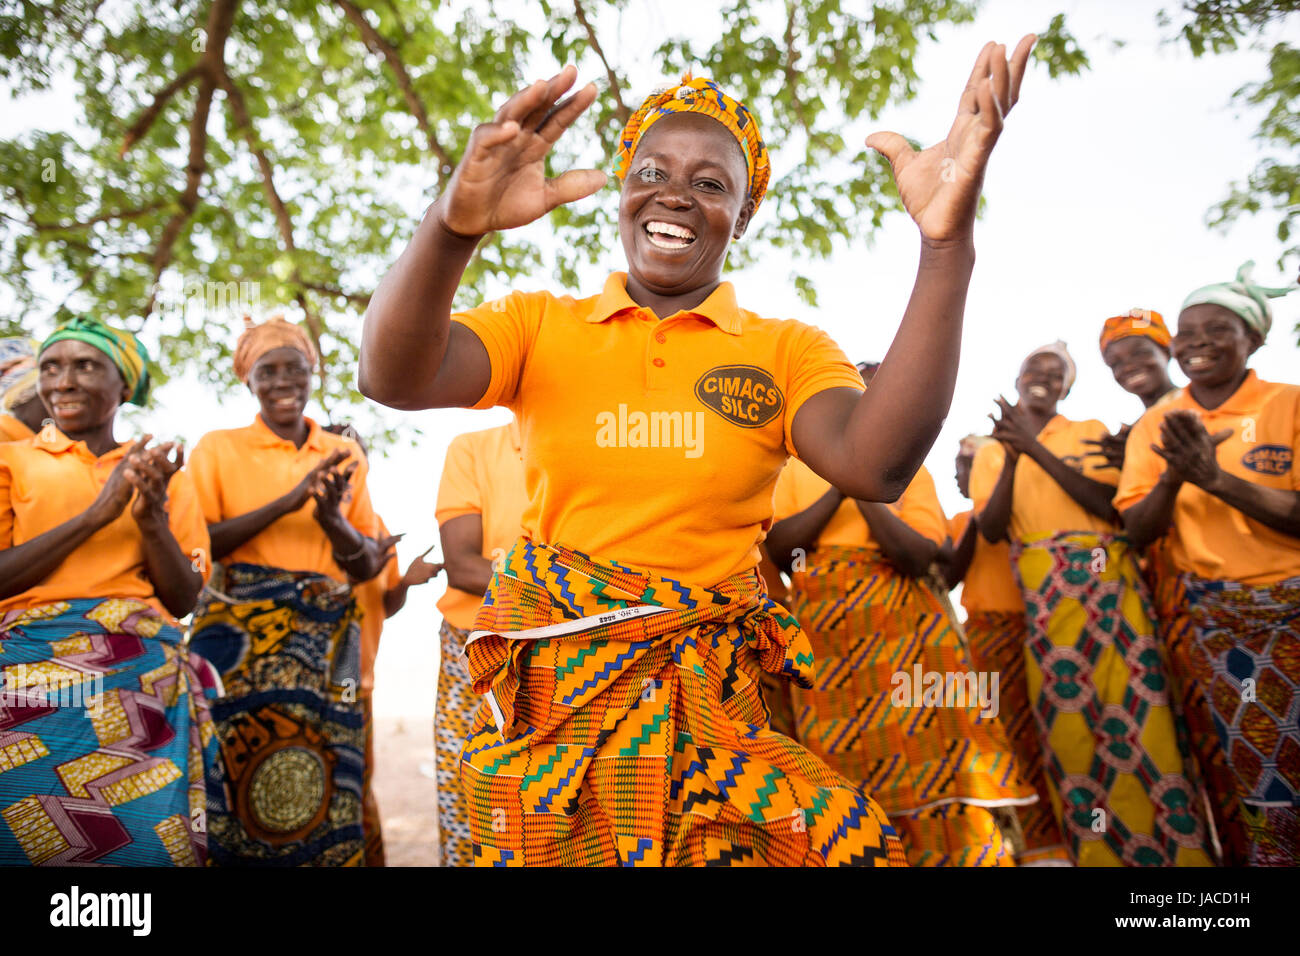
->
[1099,308,1171,356]
[614,74,771,210]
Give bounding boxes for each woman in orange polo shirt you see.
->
[945,434,1068,865]
[360,41,1036,866]
[0,317,220,866]
[973,342,1212,866]
[0,338,44,442]
[1096,310,1248,864]
[1117,262,1300,866]
[768,372,1035,867]
[187,316,387,866]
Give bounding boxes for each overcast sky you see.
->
[3,0,1296,717]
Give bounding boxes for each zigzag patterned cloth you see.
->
[1012,532,1214,866]
[965,610,1071,865]
[189,563,367,867]
[787,548,1034,867]
[435,620,475,867]
[0,598,220,866]
[1146,542,1249,865]
[461,539,908,867]
[1184,572,1300,866]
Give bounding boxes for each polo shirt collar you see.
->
[587,272,743,335]
[1037,413,1069,438]
[1204,369,1264,416]
[252,413,327,452]
[34,424,128,462]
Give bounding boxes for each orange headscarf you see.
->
[232,314,317,383]
[1099,308,1171,355]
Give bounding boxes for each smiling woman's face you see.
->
[1016,353,1066,415]
[618,112,755,300]
[37,339,128,436]
[1173,303,1260,389]
[1103,336,1169,398]
[250,346,312,429]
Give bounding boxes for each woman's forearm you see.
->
[318,514,383,582]
[943,516,980,590]
[1025,441,1118,522]
[136,513,203,618]
[855,501,938,578]
[446,553,495,597]
[765,488,845,573]
[979,456,1017,543]
[359,204,483,409]
[0,509,108,600]
[1205,473,1300,541]
[1118,472,1181,550]
[208,494,296,560]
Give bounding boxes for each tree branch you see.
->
[120,66,202,156]
[33,201,168,232]
[332,0,453,182]
[573,0,629,125]
[783,1,810,134]
[299,280,371,307]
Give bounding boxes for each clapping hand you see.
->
[1152,410,1232,489]
[989,396,1037,459]
[401,545,444,588]
[1082,424,1130,472]
[310,456,359,526]
[867,36,1035,243]
[126,440,185,525]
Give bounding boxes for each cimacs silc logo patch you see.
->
[1241,444,1292,476]
[695,365,784,428]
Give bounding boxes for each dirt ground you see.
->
[372,714,441,866]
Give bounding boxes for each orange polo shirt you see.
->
[949,509,1025,614]
[434,422,528,630]
[355,516,402,695]
[1115,370,1300,586]
[0,428,210,617]
[0,414,34,443]
[187,415,379,580]
[453,272,864,586]
[772,457,948,554]
[969,415,1120,541]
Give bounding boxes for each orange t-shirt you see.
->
[969,415,1120,541]
[434,422,528,630]
[187,415,379,580]
[355,515,402,695]
[949,509,1025,614]
[1115,370,1300,586]
[772,456,948,554]
[453,272,864,586]
[0,428,210,617]
[0,414,34,443]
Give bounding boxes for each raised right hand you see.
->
[89,435,152,524]
[437,65,607,238]
[287,448,351,511]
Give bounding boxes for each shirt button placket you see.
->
[647,322,669,391]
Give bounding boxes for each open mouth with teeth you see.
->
[1183,354,1215,371]
[644,220,696,250]
[1026,384,1051,399]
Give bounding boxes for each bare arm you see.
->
[856,500,940,577]
[127,444,203,618]
[765,487,844,574]
[1119,472,1182,551]
[941,514,980,590]
[979,452,1017,543]
[439,513,495,597]
[1022,442,1119,523]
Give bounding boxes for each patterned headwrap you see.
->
[0,337,38,409]
[614,74,771,210]
[957,434,994,458]
[1179,260,1298,341]
[39,317,151,406]
[1099,308,1171,355]
[232,314,317,384]
[1020,340,1077,399]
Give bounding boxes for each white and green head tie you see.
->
[1180,260,1298,342]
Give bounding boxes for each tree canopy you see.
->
[1,1,1090,428]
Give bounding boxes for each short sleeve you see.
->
[949,509,972,541]
[969,441,1006,512]
[895,466,949,545]
[451,290,546,410]
[771,459,801,522]
[165,469,212,585]
[0,452,13,549]
[186,433,224,525]
[435,433,484,525]
[782,322,865,459]
[1114,406,1167,512]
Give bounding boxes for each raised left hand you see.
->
[989,395,1038,456]
[311,459,358,526]
[867,35,1035,242]
[127,441,184,525]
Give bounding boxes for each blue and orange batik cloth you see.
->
[189,563,367,867]
[1012,531,1215,866]
[0,598,221,866]
[460,539,908,867]
[1184,572,1300,866]
[787,547,1037,867]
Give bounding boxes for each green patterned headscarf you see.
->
[39,316,152,405]
[1180,261,1298,341]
